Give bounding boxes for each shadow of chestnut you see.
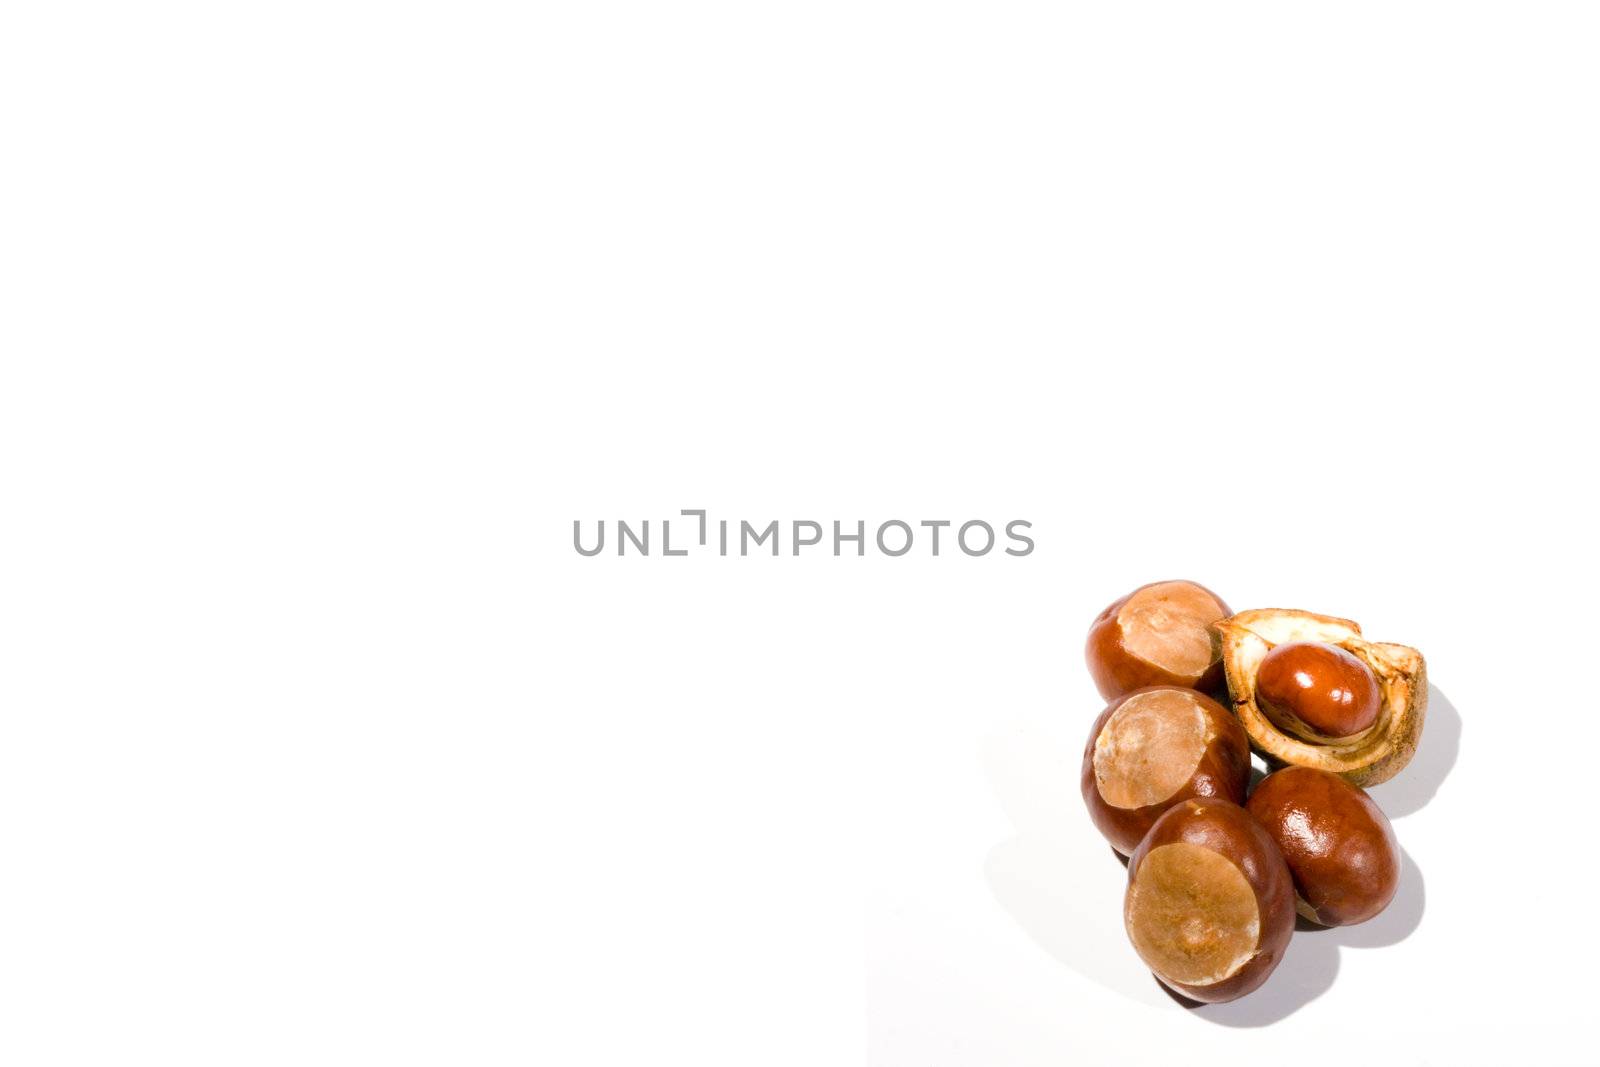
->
[983,718,1178,1007]
[1309,848,1426,950]
[1184,846,1424,1027]
[1187,931,1342,1026]
[1366,683,1460,820]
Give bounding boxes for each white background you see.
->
[3,2,1597,1064]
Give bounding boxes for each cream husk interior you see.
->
[1126,842,1259,986]
[1216,608,1427,787]
[1118,581,1227,676]
[1093,689,1211,809]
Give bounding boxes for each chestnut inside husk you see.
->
[1215,608,1426,786]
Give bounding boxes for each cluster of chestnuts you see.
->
[1082,580,1427,1002]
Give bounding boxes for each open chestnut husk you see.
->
[1246,767,1399,926]
[1086,580,1231,701]
[1215,608,1426,786]
[1124,797,1295,1003]
[1081,686,1250,856]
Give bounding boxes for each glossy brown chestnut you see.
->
[1256,641,1381,741]
[1086,580,1231,701]
[1124,797,1296,1003]
[1246,766,1399,926]
[1081,686,1250,856]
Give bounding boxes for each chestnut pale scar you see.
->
[1093,689,1210,809]
[1126,843,1260,986]
[1118,581,1227,677]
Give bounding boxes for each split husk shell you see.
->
[1215,608,1426,787]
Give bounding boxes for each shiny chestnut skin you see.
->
[1086,580,1231,701]
[1246,766,1399,926]
[1255,641,1381,741]
[1082,686,1250,856]
[1125,798,1296,1003]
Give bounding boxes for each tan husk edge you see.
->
[1215,608,1427,787]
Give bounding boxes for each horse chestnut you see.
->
[1081,686,1250,855]
[1255,641,1381,741]
[1124,798,1296,1003]
[1085,580,1231,700]
[1246,766,1399,926]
